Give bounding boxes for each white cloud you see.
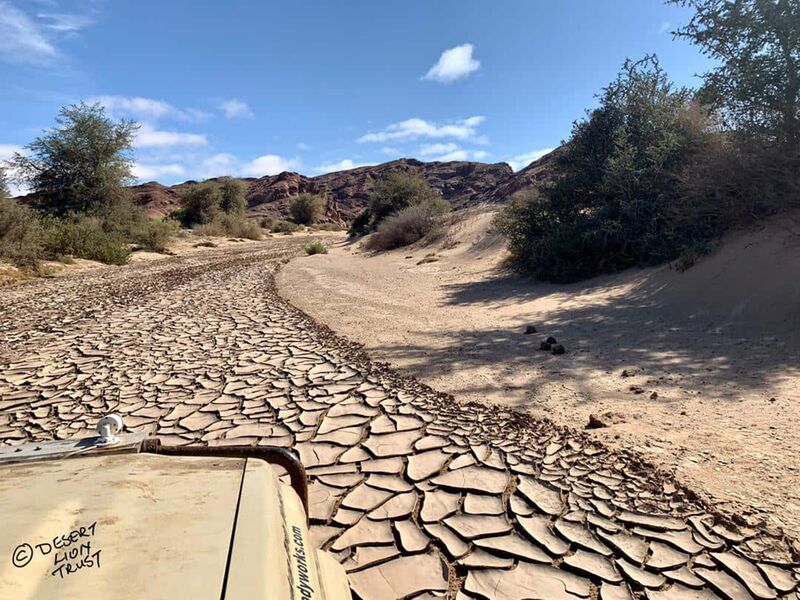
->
[133,162,186,181]
[659,21,672,34]
[0,143,23,162]
[419,143,459,156]
[240,154,300,177]
[89,95,211,122]
[423,43,480,83]
[199,153,237,178]
[135,124,208,148]
[92,96,174,120]
[219,99,254,119]
[313,159,370,175]
[423,147,490,162]
[296,142,312,151]
[37,13,95,33]
[507,147,555,171]
[0,2,57,64]
[358,116,486,143]
[380,147,401,156]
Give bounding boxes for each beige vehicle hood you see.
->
[0,452,348,600]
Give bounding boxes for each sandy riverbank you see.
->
[279,207,800,539]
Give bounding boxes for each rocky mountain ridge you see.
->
[131,153,558,223]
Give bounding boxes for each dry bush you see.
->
[194,214,262,240]
[289,193,326,225]
[0,198,44,268]
[671,137,800,239]
[43,216,130,265]
[269,219,302,234]
[363,198,450,251]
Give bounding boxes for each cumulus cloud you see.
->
[0,2,57,64]
[312,159,371,175]
[423,43,480,83]
[132,162,186,181]
[507,147,555,171]
[199,153,237,178]
[219,99,254,119]
[418,143,459,156]
[240,154,301,177]
[90,95,211,122]
[134,124,208,148]
[358,116,485,143]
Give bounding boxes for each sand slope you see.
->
[279,207,800,538]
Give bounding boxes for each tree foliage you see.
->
[669,0,800,149]
[0,197,43,267]
[368,171,439,223]
[495,56,713,281]
[219,177,248,215]
[180,182,221,226]
[0,167,9,201]
[9,103,138,214]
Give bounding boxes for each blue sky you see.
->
[1,0,711,187]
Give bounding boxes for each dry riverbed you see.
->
[279,208,800,541]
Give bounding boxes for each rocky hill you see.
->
[132,153,559,222]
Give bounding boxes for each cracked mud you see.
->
[1,240,798,599]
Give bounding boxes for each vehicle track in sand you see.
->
[0,239,798,599]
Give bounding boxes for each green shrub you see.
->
[132,218,180,252]
[496,57,714,282]
[349,171,443,237]
[219,177,248,215]
[363,197,450,251]
[193,213,262,240]
[348,209,372,237]
[369,171,438,223]
[304,241,328,255]
[43,216,130,265]
[289,193,326,225]
[221,215,261,240]
[0,198,44,268]
[180,182,221,226]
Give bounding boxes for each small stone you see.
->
[540,341,552,351]
[551,343,566,355]
[524,325,537,334]
[587,414,609,429]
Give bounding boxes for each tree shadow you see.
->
[367,267,799,402]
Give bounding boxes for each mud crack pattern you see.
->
[1,240,798,599]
